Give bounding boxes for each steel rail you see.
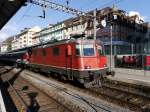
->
[25,71,112,112]
[6,78,31,112]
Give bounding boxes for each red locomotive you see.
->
[0,36,110,87]
[28,38,108,87]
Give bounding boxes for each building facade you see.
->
[33,17,89,44]
[64,16,88,39]
[11,35,19,50]
[0,36,14,52]
[12,26,41,50]
[144,24,150,54]
[0,43,8,52]
[94,7,149,55]
[33,23,65,45]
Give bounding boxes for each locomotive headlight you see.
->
[84,65,91,69]
[103,64,107,67]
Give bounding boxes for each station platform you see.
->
[0,89,6,112]
[108,68,150,87]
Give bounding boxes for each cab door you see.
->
[65,45,72,77]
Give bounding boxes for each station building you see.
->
[83,7,149,55]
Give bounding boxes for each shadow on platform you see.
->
[28,92,39,111]
[0,66,23,112]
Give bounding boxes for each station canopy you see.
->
[0,0,26,29]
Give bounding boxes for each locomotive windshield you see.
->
[83,44,95,56]
[75,44,95,56]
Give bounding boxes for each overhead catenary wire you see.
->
[17,3,33,24]
[79,0,124,11]
[99,0,124,8]
[16,0,125,28]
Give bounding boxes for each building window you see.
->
[76,25,78,30]
[52,47,59,56]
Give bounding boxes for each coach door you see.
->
[66,45,73,78]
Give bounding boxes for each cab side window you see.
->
[53,47,59,56]
[97,45,105,55]
[75,44,81,56]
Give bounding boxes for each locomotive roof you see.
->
[34,38,96,49]
[0,38,103,55]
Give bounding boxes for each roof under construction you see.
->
[0,0,26,29]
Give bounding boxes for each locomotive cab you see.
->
[72,39,108,86]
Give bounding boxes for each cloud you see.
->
[128,11,147,21]
[0,24,17,42]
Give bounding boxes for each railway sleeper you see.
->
[84,77,102,88]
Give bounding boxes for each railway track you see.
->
[24,71,114,112]
[24,68,150,112]
[88,79,150,112]
[36,72,150,112]
[0,67,73,112]
[1,65,149,112]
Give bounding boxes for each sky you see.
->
[0,0,150,42]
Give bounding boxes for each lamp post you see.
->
[100,17,113,72]
[93,9,97,40]
[110,24,113,72]
[109,14,117,72]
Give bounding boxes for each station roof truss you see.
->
[0,0,26,29]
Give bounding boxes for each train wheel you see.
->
[61,75,67,81]
[34,68,39,73]
[29,66,33,71]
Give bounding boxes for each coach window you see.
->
[53,47,59,56]
[75,44,82,56]
[42,48,46,56]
